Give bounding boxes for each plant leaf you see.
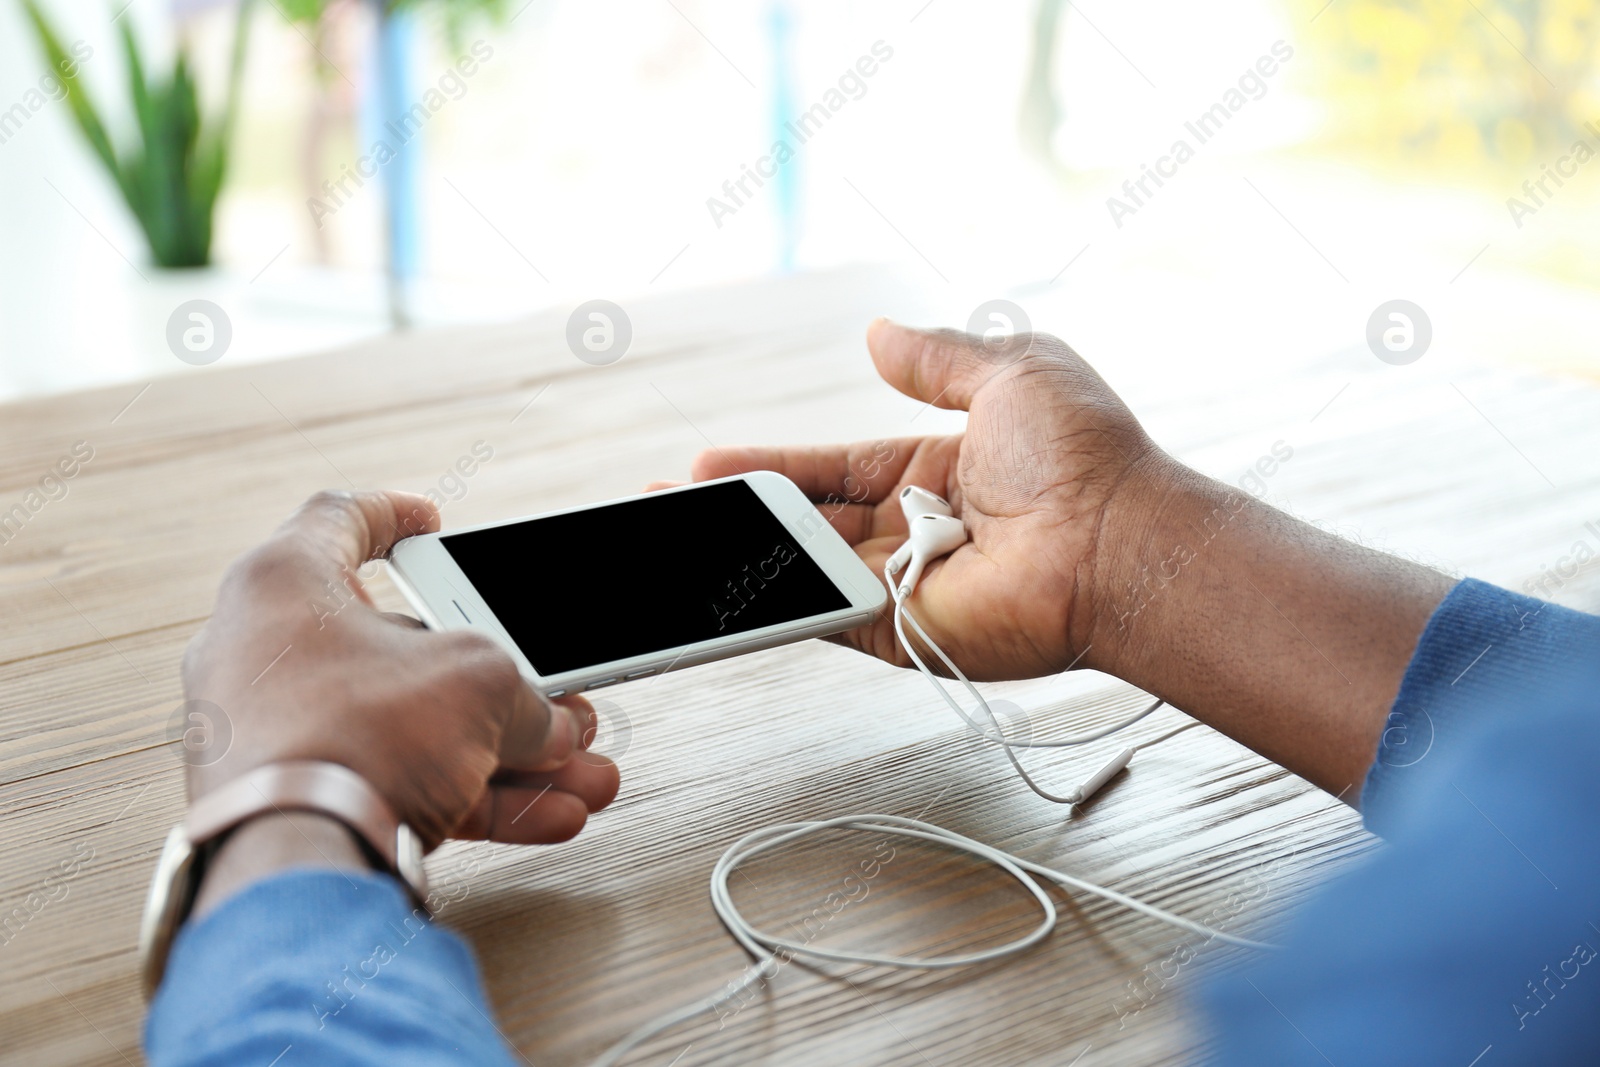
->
[17,0,125,193]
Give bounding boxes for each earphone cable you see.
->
[582,540,1271,1067]
[888,565,1164,805]
[588,815,1275,1067]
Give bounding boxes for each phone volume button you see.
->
[586,677,620,690]
[623,669,656,681]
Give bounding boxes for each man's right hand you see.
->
[686,319,1454,801]
[688,318,1169,682]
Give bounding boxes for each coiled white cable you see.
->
[585,553,1277,1066]
[589,815,1276,1067]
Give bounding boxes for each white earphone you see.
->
[886,486,967,600]
[895,483,953,521]
[880,486,1165,807]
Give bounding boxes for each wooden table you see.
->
[4,265,1596,1066]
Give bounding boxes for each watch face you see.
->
[394,823,429,908]
[138,826,198,998]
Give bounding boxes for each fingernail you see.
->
[576,702,598,749]
[534,706,579,771]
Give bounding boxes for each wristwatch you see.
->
[138,760,430,998]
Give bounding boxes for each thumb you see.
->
[272,490,441,582]
[868,319,1013,412]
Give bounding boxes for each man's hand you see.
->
[182,490,620,851]
[688,319,1165,681]
[684,319,1454,801]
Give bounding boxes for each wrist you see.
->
[143,760,432,995]
[1072,450,1453,799]
[1072,447,1200,678]
[191,810,370,919]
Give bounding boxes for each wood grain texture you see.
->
[1,265,1594,1066]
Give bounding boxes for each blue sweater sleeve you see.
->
[1201,579,1600,1065]
[144,869,518,1067]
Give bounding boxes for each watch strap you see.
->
[138,760,429,998]
[185,761,415,873]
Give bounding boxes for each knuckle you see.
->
[294,489,368,539]
[929,326,977,350]
[988,332,1069,372]
[304,488,359,515]
[1021,331,1070,358]
[443,627,499,657]
[478,654,524,697]
[224,541,305,591]
[442,631,521,693]
[1033,337,1086,372]
[1011,354,1092,396]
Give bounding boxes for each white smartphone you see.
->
[386,472,888,697]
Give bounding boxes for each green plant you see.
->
[19,0,255,267]
[283,0,515,50]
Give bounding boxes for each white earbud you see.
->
[887,486,957,579]
[898,485,952,521]
[894,513,968,601]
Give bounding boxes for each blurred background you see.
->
[3,0,1600,401]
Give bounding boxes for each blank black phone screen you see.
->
[441,480,851,677]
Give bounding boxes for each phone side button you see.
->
[545,689,567,699]
[586,677,620,690]
[623,669,656,681]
